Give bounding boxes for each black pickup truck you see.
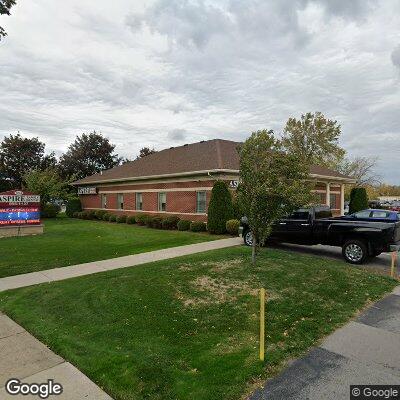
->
[239,205,400,264]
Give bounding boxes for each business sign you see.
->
[0,190,41,226]
[229,180,239,189]
[78,187,97,195]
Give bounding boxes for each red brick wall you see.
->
[80,195,100,209]
[79,179,343,221]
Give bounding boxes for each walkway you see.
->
[249,286,400,400]
[0,312,112,399]
[0,237,242,292]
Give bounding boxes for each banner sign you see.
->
[0,190,41,225]
[78,187,97,195]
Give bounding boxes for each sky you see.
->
[0,0,399,183]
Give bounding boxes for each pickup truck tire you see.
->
[342,239,368,264]
[243,230,254,246]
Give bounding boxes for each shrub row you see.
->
[72,211,207,232]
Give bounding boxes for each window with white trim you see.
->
[196,191,207,213]
[158,192,166,212]
[117,193,124,210]
[135,193,143,211]
[101,194,107,209]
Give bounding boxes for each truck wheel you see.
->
[342,239,368,264]
[243,230,253,246]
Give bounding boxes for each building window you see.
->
[101,194,107,209]
[135,193,143,211]
[196,191,207,213]
[330,193,339,209]
[158,192,166,211]
[313,192,326,205]
[117,193,124,210]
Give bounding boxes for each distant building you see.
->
[73,139,354,221]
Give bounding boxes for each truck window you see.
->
[354,210,371,218]
[288,209,310,220]
[371,211,389,219]
[315,207,332,219]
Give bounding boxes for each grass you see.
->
[0,217,223,278]
[0,246,396,400]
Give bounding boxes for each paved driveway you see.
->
[269,242,394,274]
[249,287,400,400]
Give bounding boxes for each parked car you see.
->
[389,201,400,212]
[340,209,400,222]
[239,205,400,264]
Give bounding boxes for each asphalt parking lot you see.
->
[270,242,396,275]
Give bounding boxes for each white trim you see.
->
[340,183,345,216]
[72,169,239,186]
[313,189,341,194]
[98,187,213,194]
[310,173,355,183]
[85,207,207,216]
[326,182,330,207]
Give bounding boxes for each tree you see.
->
[207,181,233,234]
[0,0,16,40]
[281,112,345,168]
[136,147,156,159]
[59,131,122,180]
[349,187,368,214]
[238,129,314,264]
[23,168,71,208]
[0,133,56,189]
[338,156,380,187]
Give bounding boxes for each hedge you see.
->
[109,214,117,222]
[102,213,111,221]
[162,215,180,230]
[177,220,191,231]
[41,203,60,218]
[66,198,82,218]
[226,219,240,235]
[136,214,150,226]
[126,216,136,224]
[116,215,127,223]
[151,216,164,229]
[95,210,107,220]
[190,221,207,232]
[349,187,368,214]
[207,181,233,234]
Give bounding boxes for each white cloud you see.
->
[0,0,399,183]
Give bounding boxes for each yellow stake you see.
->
[391,252,396,278]
[260,288,265,362]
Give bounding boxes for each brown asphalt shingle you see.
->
[73,139,352,185]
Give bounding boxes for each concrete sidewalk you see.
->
[249,286,400,400]
[0,237,242,292]
[0,312,112,399]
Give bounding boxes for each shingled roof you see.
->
[72,139,353,185]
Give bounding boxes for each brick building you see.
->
[73,139,354,221]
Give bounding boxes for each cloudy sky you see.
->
[0,0,399,183]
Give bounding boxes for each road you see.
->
[269,242,396,274]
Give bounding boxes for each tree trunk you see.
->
[252,234,256,265]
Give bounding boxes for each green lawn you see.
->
[0,246,396,400]
[0,217,223,278]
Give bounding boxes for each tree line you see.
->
[0,131,155,205]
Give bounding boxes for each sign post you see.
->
[259,288,265,362]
